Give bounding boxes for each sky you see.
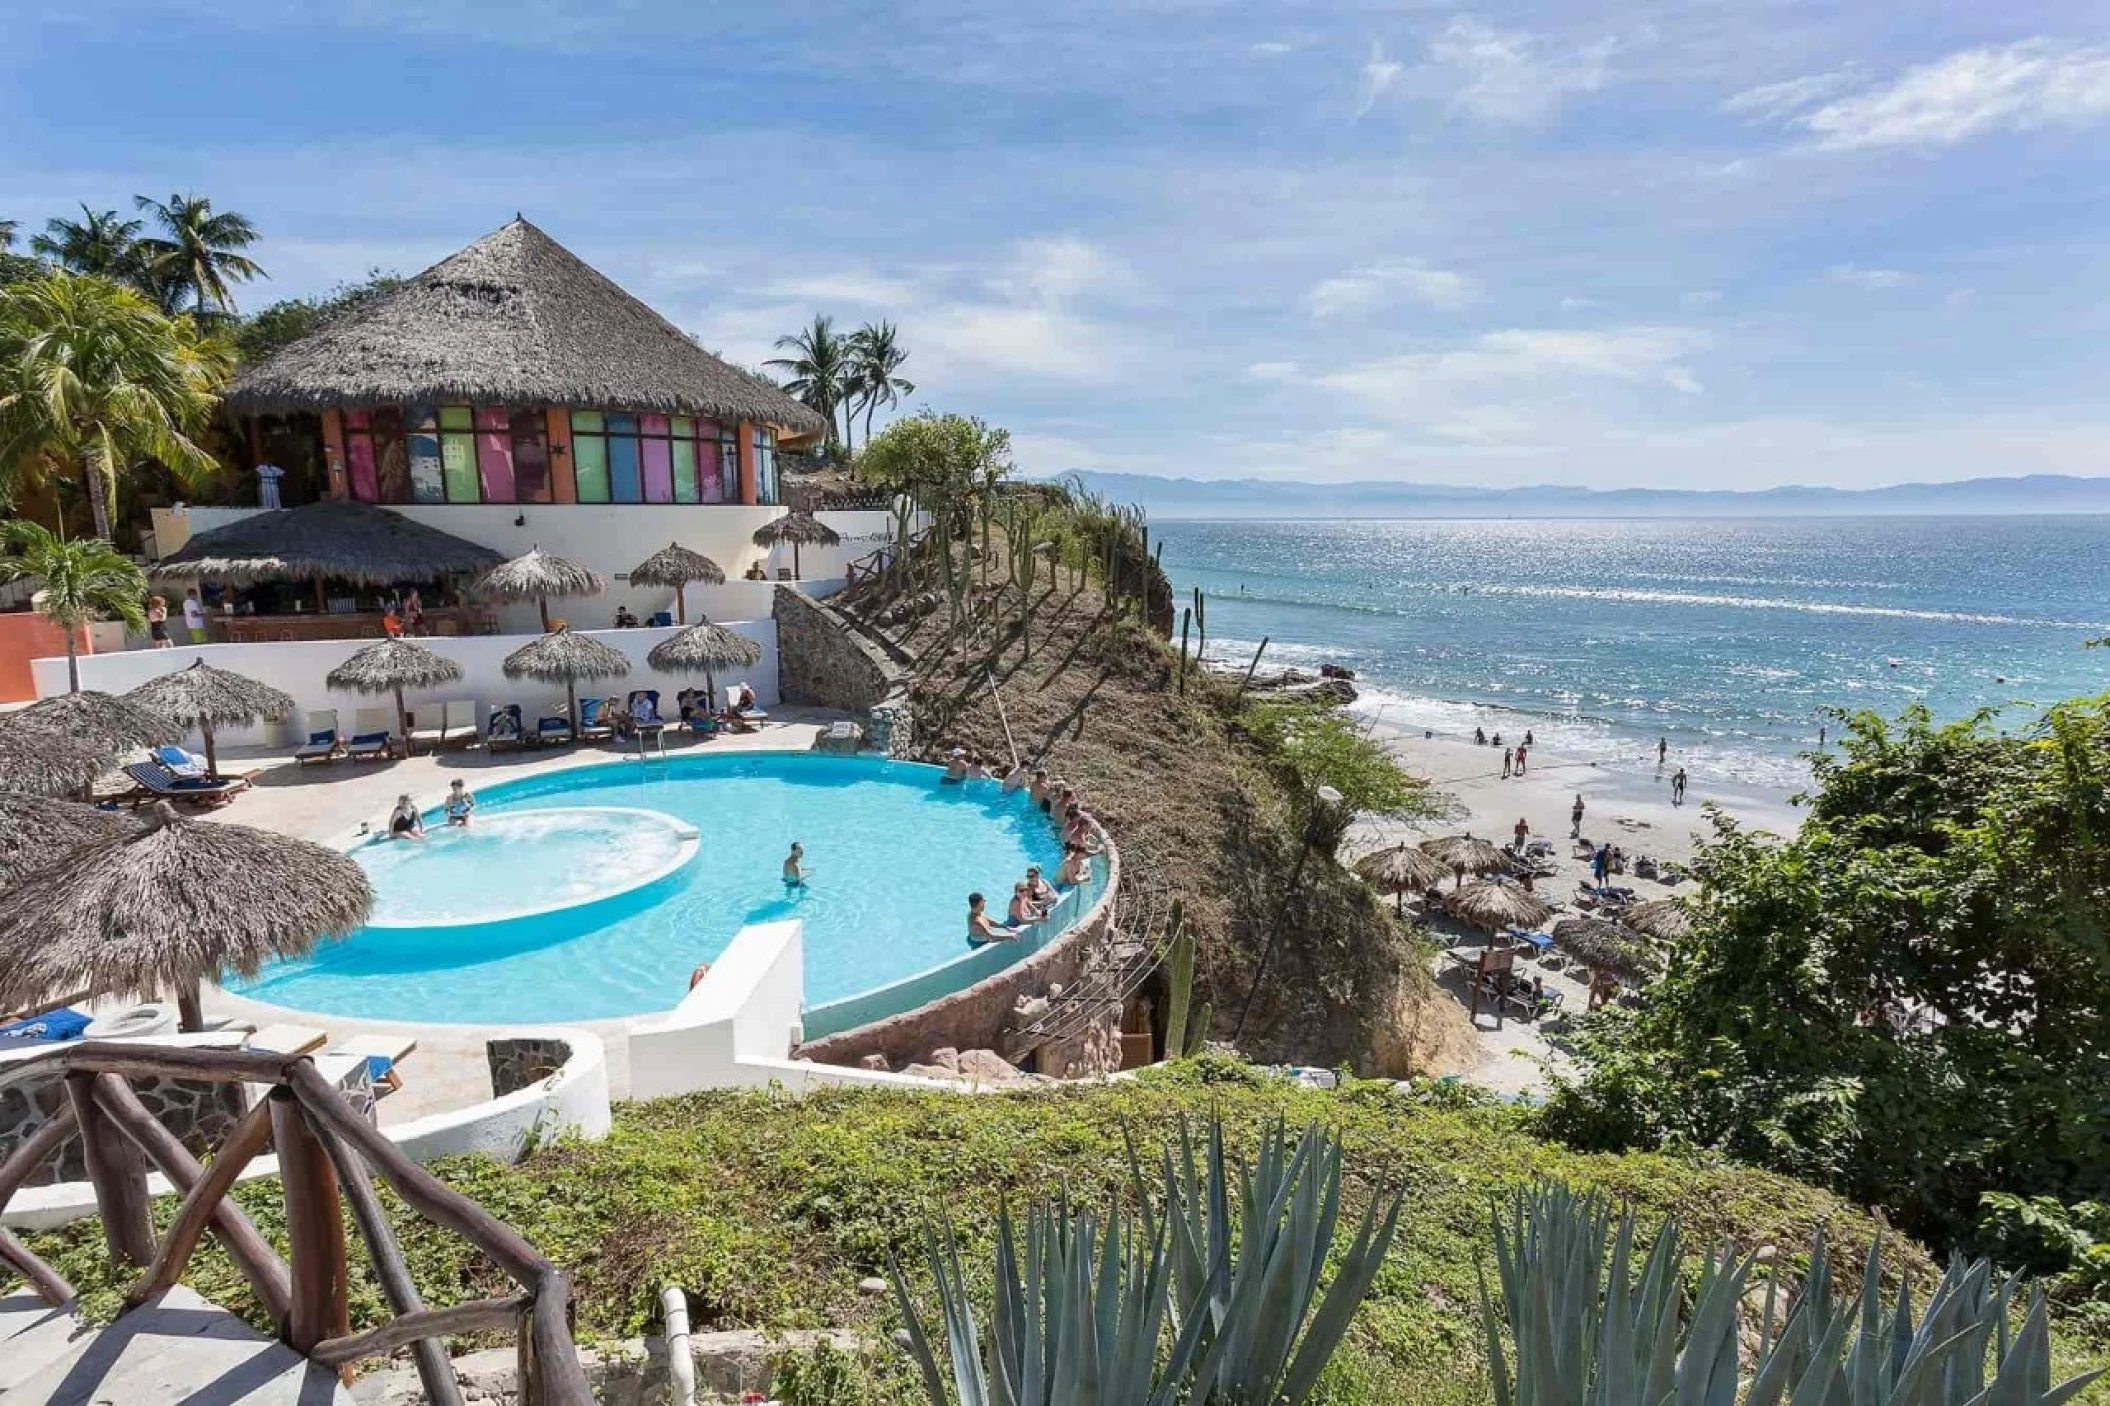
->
[6,1,2110,491]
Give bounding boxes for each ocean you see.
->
[1154,516,2110,799]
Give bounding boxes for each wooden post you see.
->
[270,1088,348,1355]
[66,1073,155,1270]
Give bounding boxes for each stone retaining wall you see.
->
[773,587,896,712]
[486,1036,572,1097]
[0,1068,247,1187]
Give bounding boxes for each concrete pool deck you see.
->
[180,707,849,1126]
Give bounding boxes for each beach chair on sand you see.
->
[122,760,248,807]
[346,707,396,761]
[578,697,615,742]
[485,703,524,751]
[293,709,344,766]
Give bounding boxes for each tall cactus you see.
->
[1177,607,1192,694]
[1192,587,1206,670]
[1161,899,1194,1058]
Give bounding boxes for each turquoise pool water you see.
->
[232,755,1075,1024]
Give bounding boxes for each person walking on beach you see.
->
[1515,743,1529,775]
[1592,843,1610,885]
[1671,767,1688,806]
[1656,736,1667,767]
[1570,793,1585,838]
[1501,747,1513,779]
[1513,816,1530,852]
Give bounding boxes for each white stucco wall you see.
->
[32,621,778,748]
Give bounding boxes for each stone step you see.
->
[0,1287,352,1405]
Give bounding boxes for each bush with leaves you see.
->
[1241,701,1435,853]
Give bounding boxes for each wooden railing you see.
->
[0,1043,592,1406]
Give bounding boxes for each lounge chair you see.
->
[0,1006,93,1047]
[152,744,209,778]
[485,703,525,751]
[409,699,477,754]
[578,697,615,742]
[346,707,397,761]
[627,690,666,737]
[293,709,344,766]
[328,1032,416,1095]
[121,760,247,807]
[537,712,574,746]
[245,1023,328,1056]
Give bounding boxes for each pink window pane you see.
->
[640,414,673,502]
[346,433,378,502]
[698,423,724,502]
[474,408,516,502]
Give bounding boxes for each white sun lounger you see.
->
[409,699,477,753]
[245,1024,328,1056]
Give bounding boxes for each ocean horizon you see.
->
[1155,514,2110,798]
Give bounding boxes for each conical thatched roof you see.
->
[153,500,505,586]
[223,217,824,432]
[326,638,465,694]
[0,801,371,1013]
[1353,843,1453,895]
[627,542,726,589]
[502,628,631,684]
[1621,899,1693,941]
[1552,917,1659,984]
[647,620,762,673]
[476,546,606,605]
[2,690,184,757]
[752,509,842,548]
[0,793,144,886]
[1447,880,1551,933]
[0,730,113,799]
[1419,835,1513,877]
[125,659,296,729]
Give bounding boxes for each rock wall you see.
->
[773,587,896,712]
[487,1036,572,1097]
[0,1068,248,1187]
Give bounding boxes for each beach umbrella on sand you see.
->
[476,545,606,630]
[1447,879,1552,934]
[751,508,840,581]
[1622,898,1694,941]
[1419,834,1513,888]
[0,793,144,887]
[627,542,726,625]
[1552,917,1659,985]
[0,729,118,800]
[124,659,296,780]
[503,628,630,735]
[1354,843,1455,915]
[0,800,371,1031]
[647,619,762,714]
[326,638,463,752]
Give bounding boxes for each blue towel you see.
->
[0,1008,92,1045]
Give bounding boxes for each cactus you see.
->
[1192,587,1206,670]
[1183,1000,1210,1056]
[1177,606,1192,694]
[1162,899,1193,1058]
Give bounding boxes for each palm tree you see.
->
[32,206,147,283]
[0,271,227,538]
[0,220,15,250]
[849,320,916,452]
[133,193,265,318]
[766,315,852,457]
[0,521,148,693]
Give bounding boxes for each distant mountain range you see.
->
[1053,471,2110,519]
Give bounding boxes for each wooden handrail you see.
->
[0,1042,593,1405]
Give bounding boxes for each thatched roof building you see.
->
[226,217,823,432]
[154,500,504,586]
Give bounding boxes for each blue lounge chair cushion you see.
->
[349,732,389,748]
[538,718,571,735]
[123,762,241,797]
[0,1007,92,1045]
[304,730,337,748]
[154,745,207,777]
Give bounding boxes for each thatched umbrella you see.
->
[2,689,184,759]
[0,729,114,800]
[646,619,761,714]
[1419,834,1513,888]
[751,508,840,580]
[152,500,504,592]
[0,793,144,886]
[326,638,464,751]
[477,546,606,631]
[627,542,726,625]
[1354,843,1455,915]
[0,800,372,1030]
[1447,879,1552,934]
[503,628,630,734]
[124,659,296,779]
[1551,917,1658,985]
[1622,899,1694,941]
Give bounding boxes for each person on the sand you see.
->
[1570,793,1585,838]
[1501,747,1514,780]
[1513,816,1530,852]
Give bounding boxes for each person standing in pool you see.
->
[967,892,1015,946]
[444,779,476,828]
[782,841,809,888]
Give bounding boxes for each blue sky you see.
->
[7,1,2110,490]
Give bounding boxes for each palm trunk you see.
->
[83,463,112,541]
[201,721,220,780]
[65,634,80,693]
[864,399,878,446]
[792,541,803,580]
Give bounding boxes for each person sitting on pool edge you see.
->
[1008,881,1048,926]
[1028,768,1054,808]
[444,778,476,828]
[967,891,1017,946]
[388,794,425,842]
[941,747,969,784]
[782,841,809,888]
[1063,803,1105,854]
[1057,842,1093,887]
[1002,758,1033,792]
[1023,864,1057,908]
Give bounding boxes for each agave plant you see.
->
[1479,1185,2104,1406]
[890,1117,1405,1406]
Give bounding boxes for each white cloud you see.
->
[1801,40,2110,151]
[1559,296,1603,311]
[1426,18,1613,126]
[1681,289,1722,309]
[991,236,1131,305]
[1252,40,1293,56]
[1723,68,1861,122]
[758,271,920,309]
[1357,40,1403,118]
[1307,259,1478,316]
[1244,361,1300,382]
[1825,265,1914,289]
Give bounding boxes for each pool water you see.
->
[232,755,1073,1024]
[358,808,696,926]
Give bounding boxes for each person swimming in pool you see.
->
[942,748,968,784]
[782,841,809,888]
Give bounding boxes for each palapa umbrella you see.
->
[1419,834,1513,888]
[0,792,144,886]
[2,689,184,759]
[0,729,118,799]
[645,619,761,714]
[326,637,464,754]
[1622,898,1693,941]
[0,800,372,1030]
[1447,879,1552,933]
[124,659,296,780]
[503,627,630,735]
[1551,917,1658,985]
[627,542,725,625]
[751,508,840,581]
[476,545,605,630]
[1354,843,1455,915]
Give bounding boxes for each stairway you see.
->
[0,1288,352,1405]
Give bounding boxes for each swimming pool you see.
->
[232,754,1081,1025]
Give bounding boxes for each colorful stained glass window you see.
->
[640,414,673,503]
[509,410,550,503]
[406,405,444,504]
[343,409,378,502]
[474,407,516,502]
